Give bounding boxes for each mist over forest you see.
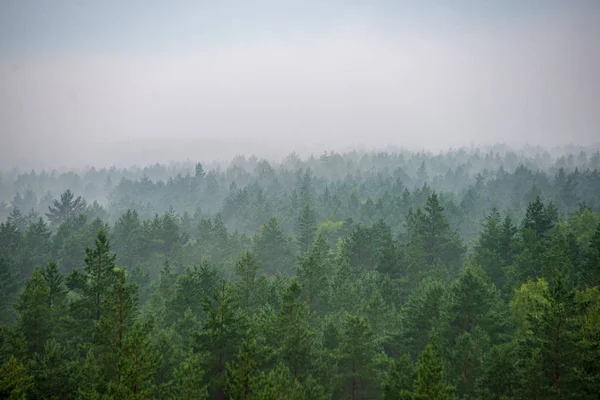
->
[2,1,600,399]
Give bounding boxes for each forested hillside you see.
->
[1,146,600,399]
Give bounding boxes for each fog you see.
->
[1,1,599,169]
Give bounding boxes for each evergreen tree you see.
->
[413,342,455,400]
[173,353,208,399]
[108,320,160,399]
[194,280,247,399]
[276,280,319,380]
[46,189,87,227]
[581,224,600,287]
[30,339,73,399]
[42,261,66,310]
[296,234,331,313]
[96,269,138,384]
[75,349,102,400]
[253,217,295,275]
[234,251,261,311]
[383,355,415,400]
[297,204,317,253]
[15,267,51,356]
[0,255,19,325]
[0,355,33,400]
[84,228,117,321]
[112,209,143,268]
[225,336,263,400]
[337,314,382,400]
[195,162,206,179]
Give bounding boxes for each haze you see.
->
[1,0,599,169]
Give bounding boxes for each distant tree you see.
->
[46,190,87,226]
[196,162,206,179]
[7,207,26,232]
[234,251,261,311]
[297,204,317,253]
[253,217,295,275]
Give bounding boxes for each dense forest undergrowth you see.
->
[1,146,600,399]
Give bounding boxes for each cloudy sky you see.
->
[1,1,599,168]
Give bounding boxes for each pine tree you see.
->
[15,267,51,356]
[225,336,263,400]
[46,189,87,227]
[420,192,465,273]
[337,314,382,400]
[112,209,143,268]
[20,217,52,278]
[0,355,33,399]
[173,353,208,399]
[234,251,261,311]
[253,217,295,275]
[275,280,320,380]
[30,339,73,399]
[194,280,247,399]
[296,234,331,313]
[383,355,415,400]
[109,320,160,399]
[75,349,102,400]
[0,255,19,325]
[195,162,206,179]
[42,261,66,310]
[413,342,456,400]
[84,228,118,321]
[7,207,26,232]
[96,269,138,384]
[297,204,317,253]
[581,224,600,287]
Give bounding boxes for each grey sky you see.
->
[1,1,599,169]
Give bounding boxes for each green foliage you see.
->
[15,267,51,356]
[0,355,33,399]
[84,228,118,321]
[46,189,87,227]
[413,342,456,400]
[3,148,600,399]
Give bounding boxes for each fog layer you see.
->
[1,2,599,169]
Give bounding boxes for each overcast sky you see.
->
[1,1,599,169]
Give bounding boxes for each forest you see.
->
[1,145,600,399]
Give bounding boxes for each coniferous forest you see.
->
[2,146,600,399]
